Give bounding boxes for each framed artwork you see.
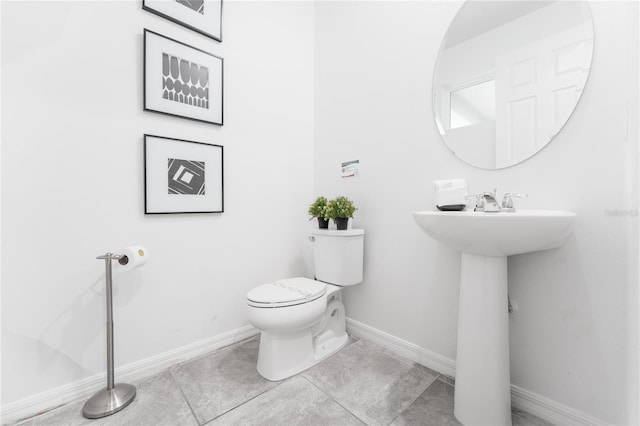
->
[144,134,224,214]
[143,0,222,42]
[144,29,223,125]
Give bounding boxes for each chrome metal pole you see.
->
[83,253,136,419]
[104,255,115,391]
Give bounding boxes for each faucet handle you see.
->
[466,194,485,209]
[501,193,528,211]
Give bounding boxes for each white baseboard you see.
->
[510,385,609,426]
[346,317,456,377]
[1,325,259,425]
[346,317,607,426]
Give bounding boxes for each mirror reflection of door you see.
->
[433,1,594,170]
[495,21,593,168]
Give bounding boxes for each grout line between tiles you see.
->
[387,406,405,425]
[200,379,288,425]
[299,375,367,426]
[169,368,203,426]
[435,373,456,387]
[386,376,440,426]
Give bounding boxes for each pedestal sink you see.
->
[412,210,576,426]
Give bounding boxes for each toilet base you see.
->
[256,296,349,381]
[256,329,348,381]
[313,328,349,362]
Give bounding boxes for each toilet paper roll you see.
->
[114,245,149,273]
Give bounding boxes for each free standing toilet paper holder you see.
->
[82,253,136,419]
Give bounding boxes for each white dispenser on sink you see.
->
[434,179,468,211]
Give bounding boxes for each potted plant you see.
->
[324,196,357,230]
[308,196,329,229]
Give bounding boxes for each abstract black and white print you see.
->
[168,158,205,195]
[175,0,204,14]
[162,53,209,109]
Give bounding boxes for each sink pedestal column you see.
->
[454,253,512,426]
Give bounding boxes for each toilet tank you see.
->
[310,229,364,286]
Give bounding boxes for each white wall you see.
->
[2,1,638,424]
[1,0,315,407]
[314,1,638,424]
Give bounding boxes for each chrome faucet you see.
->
[468,189,500,212]
[467,189,527,212]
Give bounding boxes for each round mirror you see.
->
[433,1,594,169]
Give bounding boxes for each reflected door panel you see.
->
[508,96,538,167]
[496,47,545,168]
[495,20,593,168]
[550,28,593,134]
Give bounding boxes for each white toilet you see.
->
[246,228,364,381]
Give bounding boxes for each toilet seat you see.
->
[247,277,326,308]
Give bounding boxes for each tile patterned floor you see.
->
[15,338,552,426]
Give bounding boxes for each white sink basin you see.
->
[412,209,576,257]
[412,209,576,425]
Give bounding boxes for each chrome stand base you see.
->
[82,383,136,419]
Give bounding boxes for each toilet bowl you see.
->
[247,277,348,381]
[246,229,364,381]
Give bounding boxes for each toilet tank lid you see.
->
[310,229,364,237]
[247,277,326,305]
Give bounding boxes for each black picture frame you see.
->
[143,0,222,42]
[144,134,224,214]
[144,29,223,125]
